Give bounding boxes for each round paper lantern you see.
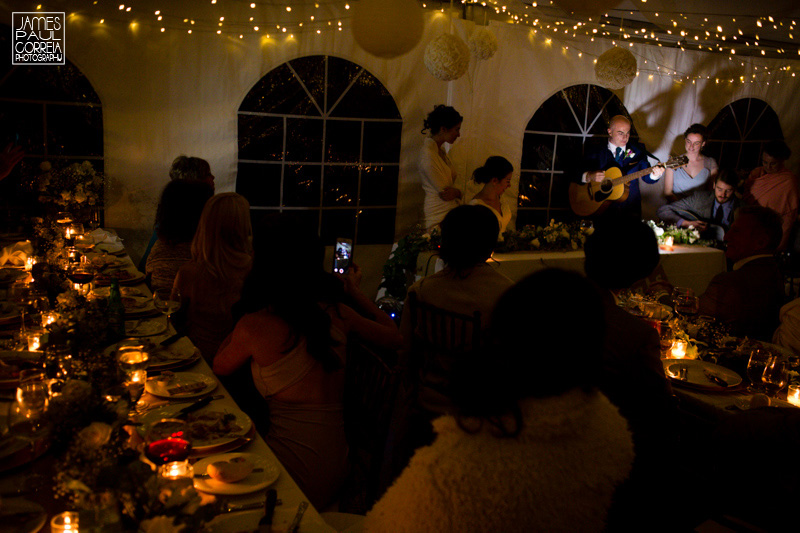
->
[595,47,638,89]
[424,34,470,81]
[352,0,424,59]
[468,28,498,60]
[554,0,622,19]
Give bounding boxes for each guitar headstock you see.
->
[664,155,690,169]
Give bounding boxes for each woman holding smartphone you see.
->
[213,215,401,509]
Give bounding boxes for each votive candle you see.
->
[25,330,44,352]
[51,511,79,532]
[788,384,800,407]
[670,340,687,359]
[128,369,147,385]
[159,460,194,480]
[24,257,34,271]
[42,312,59,327]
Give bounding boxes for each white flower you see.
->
[77,422,112,450]
[571,240,578,249]
[424,34,470,81]
[652,226,664,237]
[39,161,52,172]
[583,227,595,235]
[560,229,570,239]
[60,191,72,201]
[421,233,431,241]
[530,238,540,248]
[468,28,498,60]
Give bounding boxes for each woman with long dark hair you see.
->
[213,215,402,509]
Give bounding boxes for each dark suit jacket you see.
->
[699,256,784,341]
[581,140,657,217]
[657,191,741,233]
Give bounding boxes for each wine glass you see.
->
[12,370,50,435]
[762,358,789,398]
[747,348,773,393]
[117,343,149,409]
[674,295,699,320]
[8,282,32,333]
[67,263,95,296]
[153,288,181,332]
[144,418,192,466]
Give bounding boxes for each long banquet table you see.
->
[0,235,335,533]
[418,244,727,295]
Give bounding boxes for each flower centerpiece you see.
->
[646,220,711,247]
[380,227,441,299]
[47,289,110,355]
[495,220,594,253]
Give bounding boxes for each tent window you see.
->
[237,55,401,245]
[705,98,782,173]
[519,84,631,227]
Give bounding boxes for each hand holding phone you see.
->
[333,238,353,275]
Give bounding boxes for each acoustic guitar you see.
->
[568,155,688,217]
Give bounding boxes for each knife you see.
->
[258,489,278,532]
[159,333,184,346]
[174,395,214,418]
[287,501,308,533]
[704,369,728,387]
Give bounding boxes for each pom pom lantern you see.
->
[424,34,470,81]
[468,28,498,60]
[595,47,638,89]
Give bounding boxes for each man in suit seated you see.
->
[580,115,665,218]
[699,205,785,340]
[656,169,741,241]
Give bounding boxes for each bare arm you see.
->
[213,316,256,375]
[337,265,403,349]
[663,167,675,199]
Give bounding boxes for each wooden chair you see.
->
[341,338,402,513]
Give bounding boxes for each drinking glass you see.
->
[144,418,192,466]
[12,370,50,434]
[73,232,94,251]
[8,282,32,333]
[118,343,149,408]
[762,358,789,398]
[747,348,773,393]
[674,295,699,320]
[153,288,181,332]
[67,263,95,295]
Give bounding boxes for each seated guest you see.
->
[773,297,800,355]
[583,214,677,530]
[214,216,401,509]
[365,269,634,533]
[145,180,212,293]
[173,193,253,362]
[657,169,741,241]
[469,156,514,235]
[744,140,798,250]
[139,155,217,271]
[662,123,719,201]
[699,205,784,340]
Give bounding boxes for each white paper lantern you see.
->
[468,28,498,60]
[595,47,638,89]
[424,34,470,81]
[352,0,424,59]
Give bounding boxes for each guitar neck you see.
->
[610,166,658,186]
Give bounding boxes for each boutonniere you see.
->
[623,148,636,160]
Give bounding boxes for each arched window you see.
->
[519,84,632,227]
[0,24,103,219]
[237,55,402,245]
[705,98,782,173]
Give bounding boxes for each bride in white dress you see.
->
[469,156,514,236]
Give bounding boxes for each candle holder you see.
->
[24,328,45,352]
[787,384,800,407]
[51,511,79,532]
[158,460,194,490]
[42,311,59,328]
[670,339,688,359]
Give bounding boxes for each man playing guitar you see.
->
[578,115,665,218]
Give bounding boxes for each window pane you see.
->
[708,107,739,140]
[717,144,740,169]
[357,208,395,244]
[550,173,571,209]
[740,143,762,171]
[320,209,356,245]
[236,163,281,207]
[363,122,401,162]
[290,55,326,111]
[518,172,550,207]
[360,165,398,205]
[521,133,555,171]
[323,165,358,206]
[0,101,44,154]
[239,63,320,116]
[527,90,581,133]
[283,164,321,207]
[326,57,363,113]
[325,120,361,163]
[331,69,401,119]
[47,104,103,156]
[286,118,323,162]
[0,62,100,103]
[554,135,583,173]
[238,115,283,161]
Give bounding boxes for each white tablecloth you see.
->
[418,245,727,296]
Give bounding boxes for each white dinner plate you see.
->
[93,285,144,298]
[663,358,743,390]
[125,319,168,337]
[193,452,280,495]
[94,268,145,286]
[0,498,46,533]
[148,337,201,370]
[145,371,217,398]
[140,404,252,450]
[94,242,125,255]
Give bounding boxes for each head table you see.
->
[0,234,335,533]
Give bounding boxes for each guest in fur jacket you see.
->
[364,269,634,533]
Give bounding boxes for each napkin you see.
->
[90,228,121,244]
[0,241,32,267]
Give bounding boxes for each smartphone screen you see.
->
[333,238,353,274]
